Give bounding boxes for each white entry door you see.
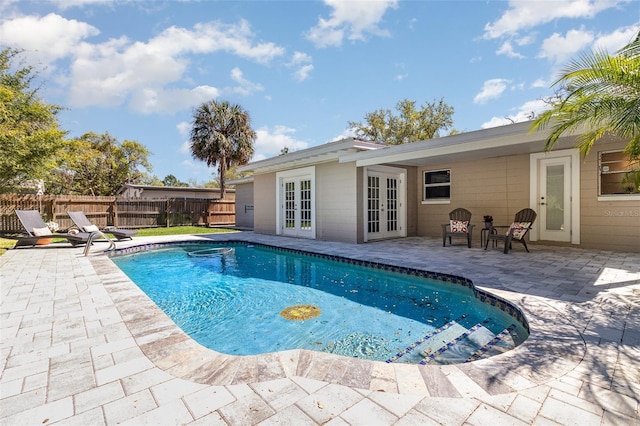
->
[366,168,405,241]
[279,170,315,239]
[538,156,572,242]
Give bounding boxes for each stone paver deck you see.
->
[1,232,638,425]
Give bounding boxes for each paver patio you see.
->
[1,232,638,425]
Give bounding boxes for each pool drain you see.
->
[280,304,321,321]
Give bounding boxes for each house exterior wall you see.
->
[404,166,419,238]
[315,161,359,243]
[579,139,639,253]
[415,142,639,252]
[416,154,531,243]
[253,173,277,235]
[233,182,254,229]
[250,162,360,242]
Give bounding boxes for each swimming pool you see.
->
[111,241,529,364]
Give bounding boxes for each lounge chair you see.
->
[67,211,137,241]
[484,208,537,254]
[13,210,91,248]
[442,208,475,248]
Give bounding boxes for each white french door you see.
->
[365,167,405,241]
[278,167,315,239]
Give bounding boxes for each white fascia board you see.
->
[340,121,586,167]
[239,138,381,173]
[339,121,536,165]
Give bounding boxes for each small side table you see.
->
[481,227,497,248]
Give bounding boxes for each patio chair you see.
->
[484,208,537,254]
[441,208,475,248]
[13,210,91,248]
[67,211,137,241]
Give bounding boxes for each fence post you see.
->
[111,198,117,227]
[166,199,171,228]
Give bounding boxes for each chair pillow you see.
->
[83,224,100,232]
[33,226,52,236]
[507,222,531,239]
[450,220,469,233]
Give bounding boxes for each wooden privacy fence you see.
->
[0,194,235,233]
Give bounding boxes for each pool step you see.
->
[386,318,518,365]
[465,324,518,362]
[419,319,495,365]
[385,315,469,363]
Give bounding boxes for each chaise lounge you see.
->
[13,210,91,248]
[67,211,137,241]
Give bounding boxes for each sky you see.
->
[1,0,638,184]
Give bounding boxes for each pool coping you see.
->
[94,236,586,397]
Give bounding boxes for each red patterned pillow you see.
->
[507,221,531,239]
[450,220,469,232]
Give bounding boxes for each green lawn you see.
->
[0,226,238,255]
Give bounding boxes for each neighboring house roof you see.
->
[339,121,583,167]
[238,138,382,174]
[117,184,234,195]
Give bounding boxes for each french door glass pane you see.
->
[368,176,380,233]
[299,179,312,230]
[284,181,295,229]
[387,178,398,232]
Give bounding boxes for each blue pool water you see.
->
[112,242,528,364]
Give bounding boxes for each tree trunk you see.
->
[219,156,227,199]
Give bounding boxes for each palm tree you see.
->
[531,31,640,160]
[189,100,256,199]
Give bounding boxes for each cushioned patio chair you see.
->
[13,210,91,248]
[484,208,537,254]
[67,211,137,241]
[441,208,475,248]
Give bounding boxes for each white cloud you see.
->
[330,128,357,142]
[531,78,548,88]
[496,41,525,58]
[253,125,309,161]
[0,13,99,66]
[483,0,619,39]
[228,67,264,96]
[473,78,511,104]
[592,24,640,53]
[306,0,399,48]
[538,28,594,64]
[288,51,314,81]
[49,0,113,9]
[176,121,191,138]
[1,14,285,113]
[481,98,550,128]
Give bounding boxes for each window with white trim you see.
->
[599,150,639,195]
[423,169,450,200]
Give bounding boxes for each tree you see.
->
[189,99,256,199]
[531,31,640,160]
[348,98,455,145]
[48,132,152,195]
[0,48,67,192]
[162,174,188,187]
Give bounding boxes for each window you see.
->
[599,151,639,195]
[423,169,450,201]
